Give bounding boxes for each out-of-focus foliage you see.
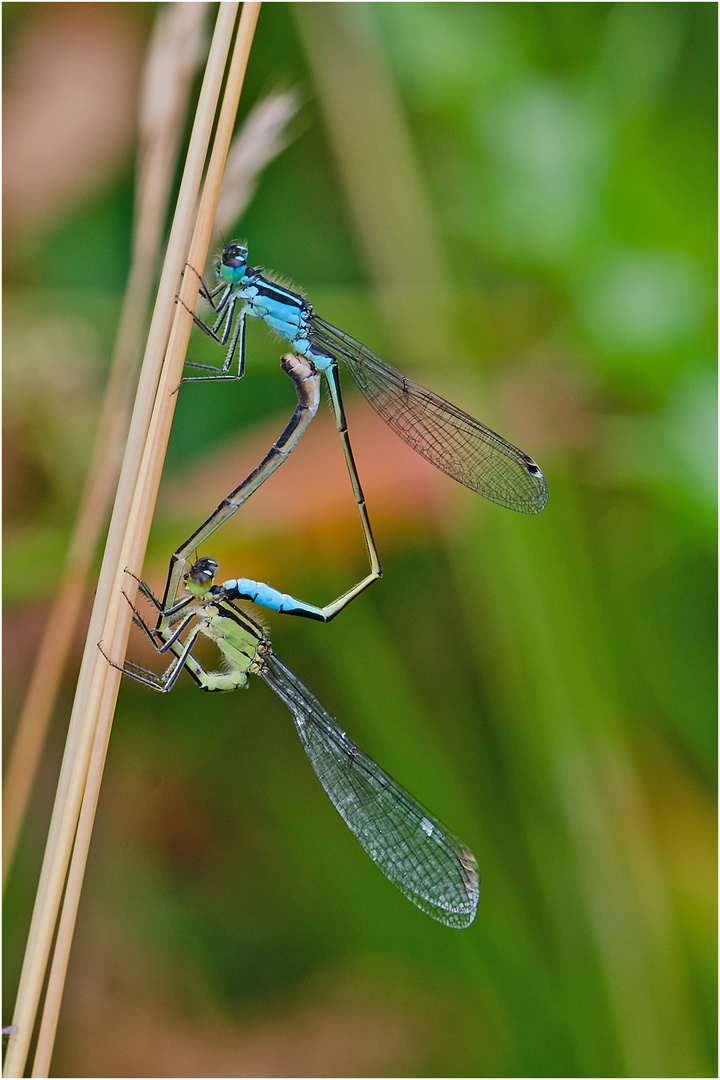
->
[3,4,716,1077]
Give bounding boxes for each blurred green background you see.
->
[3,3,716,1076]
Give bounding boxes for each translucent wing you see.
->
[312,315,548,514]
[259,649,479,928]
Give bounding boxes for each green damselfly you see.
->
[105,558,480,928]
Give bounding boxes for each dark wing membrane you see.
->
[311,316,548,514]
[259,650,479,928]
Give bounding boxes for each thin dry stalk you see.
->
[3,4,265,1074]
[29,6,262,1075]
[1,0,208,890]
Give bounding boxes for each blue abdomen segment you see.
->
[223,578,324,619]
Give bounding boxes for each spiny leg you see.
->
[99,621,202,693]
[103,572,230,693]
[178,289,247,379]
[184,260,231,311]
[118,578,200,659]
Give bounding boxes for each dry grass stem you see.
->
[30,6,262,1074]
[4,4,266,1074]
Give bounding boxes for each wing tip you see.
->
[416,846,481,929]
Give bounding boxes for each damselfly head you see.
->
[185,557,219,596]
[217,241,248,284]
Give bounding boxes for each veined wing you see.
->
[258,648,479,928]
[311,316,548,514]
